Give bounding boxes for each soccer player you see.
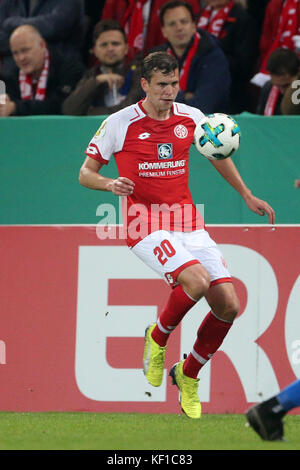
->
[79,51,275,419]
[246,379,300,441]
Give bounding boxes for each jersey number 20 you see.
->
[153,239,176,266]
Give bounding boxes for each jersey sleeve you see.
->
[190,106,206,125]
[84,105,139,164]
[173,102,205,126]
[84,116,116,165]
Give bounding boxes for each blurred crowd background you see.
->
[0,0,299,117]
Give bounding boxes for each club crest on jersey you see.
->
[174,124,188,139]
[157,143,173,160]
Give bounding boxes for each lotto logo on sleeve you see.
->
[86,144,99,155]
[157,143,173,160]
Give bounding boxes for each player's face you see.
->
[271,73,296,94]
[93,30,128,67]
[141,69,179,114]
[10,32,46,76]
[162,6,196,50]
[205,0,230,8]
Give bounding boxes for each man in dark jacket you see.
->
[154,0,231,114]
[0,0,85,71]
[62,20,143,116]
[0,25,84,116]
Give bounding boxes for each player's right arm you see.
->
[79,156,135,196]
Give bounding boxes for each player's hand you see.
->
[244,194,275,224]
[96,73,124,91]
[109,177,135,196]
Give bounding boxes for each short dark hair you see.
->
[160,1,195,25]
[267,48,300,76]
[142,52,179,82]
[93,19,127,44]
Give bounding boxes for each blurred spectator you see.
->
[256,48,300,115]
[83,0,107,64]
[153,0,231,113]
[246,0,271,32]
[260,0,300,70]
[62,20,143,116]
[101,0,201,60]
[0,0,85,72]
[0,25,84,116]
[197,0,259,113]
[251,0,300,88]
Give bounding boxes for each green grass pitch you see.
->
[0,412,299,450]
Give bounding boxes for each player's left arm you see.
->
[210,157,275,224]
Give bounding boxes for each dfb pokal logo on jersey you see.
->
[94,120,107,139]
[157,143,173,160]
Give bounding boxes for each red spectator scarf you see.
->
[19,47,49,101]
[264,85,281,115]
[197,1,235,38]
[168,32,200,91]
[261,0,300,73]
[122,0,148,53]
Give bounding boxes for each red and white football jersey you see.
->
[85,100,205,246]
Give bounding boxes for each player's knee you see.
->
[191,275,210,300]
[178,264,210,300]
[218,295,240,322]
[227,298,240,321]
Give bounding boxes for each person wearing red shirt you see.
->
[260,0,300,71]
[79,51,275,419]
[101,0,201,60]
[251,0,300,88]
[197,0,260,113]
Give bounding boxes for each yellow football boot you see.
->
[169,360,202,419]
[143,323,166,387]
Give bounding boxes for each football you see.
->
[194,113,241,161]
